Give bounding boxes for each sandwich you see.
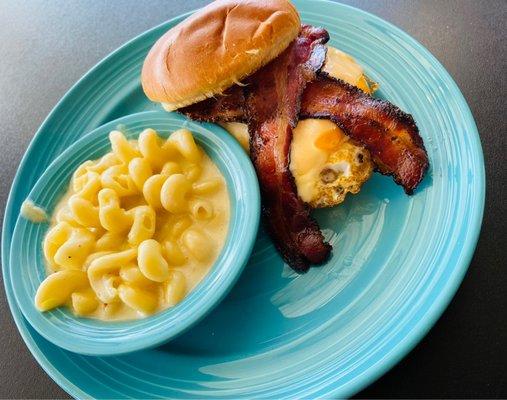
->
[141,0,429,272]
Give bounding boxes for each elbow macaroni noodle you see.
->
[36,128,229,320]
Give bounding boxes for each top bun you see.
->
[141,0,300,110]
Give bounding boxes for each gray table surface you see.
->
[1,0,505,398]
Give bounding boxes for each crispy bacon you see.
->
[182,85,246,123]
[301,75,428,193]
[246,25,331,272]
[181,73,428,194]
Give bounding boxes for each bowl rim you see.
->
[9,111,261,356]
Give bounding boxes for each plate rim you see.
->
[1,1,485,398]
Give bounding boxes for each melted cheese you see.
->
[219,122,250,151]
[323,47,374,93]
[290,120,347,202]
[324,47,364,84]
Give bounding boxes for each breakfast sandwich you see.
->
[141,0,429,272]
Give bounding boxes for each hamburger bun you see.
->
[142,0,300,111]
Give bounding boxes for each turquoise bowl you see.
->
[9,111,260,356]
[2,1,484,397]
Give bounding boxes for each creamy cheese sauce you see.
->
[36,129,230,321]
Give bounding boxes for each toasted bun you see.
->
[141,0,300,110]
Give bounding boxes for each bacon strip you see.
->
[181,75,428,194]
[185,26,331,271]
[246,25,331,272]
[301,75,428,193]
[182,85,246,123]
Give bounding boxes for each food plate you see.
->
[2,0,484,398]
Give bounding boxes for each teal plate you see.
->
[10,112,260,356]
[2,0,484,398]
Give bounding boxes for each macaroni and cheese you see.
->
[35,128,229,320]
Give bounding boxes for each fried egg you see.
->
[289,119,373,207]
